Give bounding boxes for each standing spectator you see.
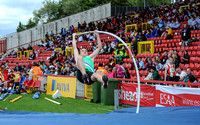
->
[45,32,49,40]
[27,44,33,50]
[31,62,42,75]
[14,63,22,72]
[181,24,191,47]
[164,57,176,81]
[176,68,187,82]
[124,68,131,79]
[117,61,125,78]
[138,57,145,70]
[96,63,108,76]
[132,37,138,55]
[183,69,198,83]
[182,50,190,64]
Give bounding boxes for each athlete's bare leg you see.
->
[76,55,86,75]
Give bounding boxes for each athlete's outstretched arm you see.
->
[72,33,79,63]
[90,30,102,60]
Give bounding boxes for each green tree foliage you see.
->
[26,18,37,29]
[16,0,171,32]
[16,22,26,32]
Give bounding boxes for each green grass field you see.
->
[0,94,116,114]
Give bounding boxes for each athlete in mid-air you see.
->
[72,30,108,88]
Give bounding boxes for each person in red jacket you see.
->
[24,74,33,87]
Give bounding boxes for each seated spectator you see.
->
[158,18,164,29]
[138,32,147,41]
[138,57,145,70]
[16,73,27,93]
[107,68,114,78]
[149,66,161,80]
[90,42,96,52]
[114,46,127,63]
[14,63,22,72]
[69,55,74,62]
[154,26,161,37]
[28,61,32,69]
[155,60,163,71]
[164,20,170,28]
[78,35,83,42]
[145,70,153,80]
[182,50,190,64]
[29,51,36,60]
[21,65,27,73]
[40,40,47,47]
[50,30,54,37]
[172,54,179,68]
[164,57,177,81]
[50,68,55,75]
[7,70,15,88]
[169,20,176,29]
[183,68,199,83]
[173,19,181,29]
[96,63,108,76]
[60,68,69,75]
[44,67,50,75]
[162,50,168,64]
[108,56,116,68]
[146,58,153,70]
[9,50,16,56]
[24,74,33,86]
[189,16,197,30]
[165,26,173,40]
[105,43,114,54]
[117,61,125,78]
[176,68,187,82]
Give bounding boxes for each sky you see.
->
[0,0,51,37]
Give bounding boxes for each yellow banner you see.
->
[46,76,77,98]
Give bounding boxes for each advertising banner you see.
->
[46,76,77,98]
[118,83,156,107]
[156,85,200,107]
[118,83,200,107]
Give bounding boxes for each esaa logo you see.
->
[52,80,69,92]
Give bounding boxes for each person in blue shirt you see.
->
[13,73,27,93]
[158,18,164,29]
[138,57,145,70]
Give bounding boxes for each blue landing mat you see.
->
[0,106,199,125]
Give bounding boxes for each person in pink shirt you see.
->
[117,61,125,78]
